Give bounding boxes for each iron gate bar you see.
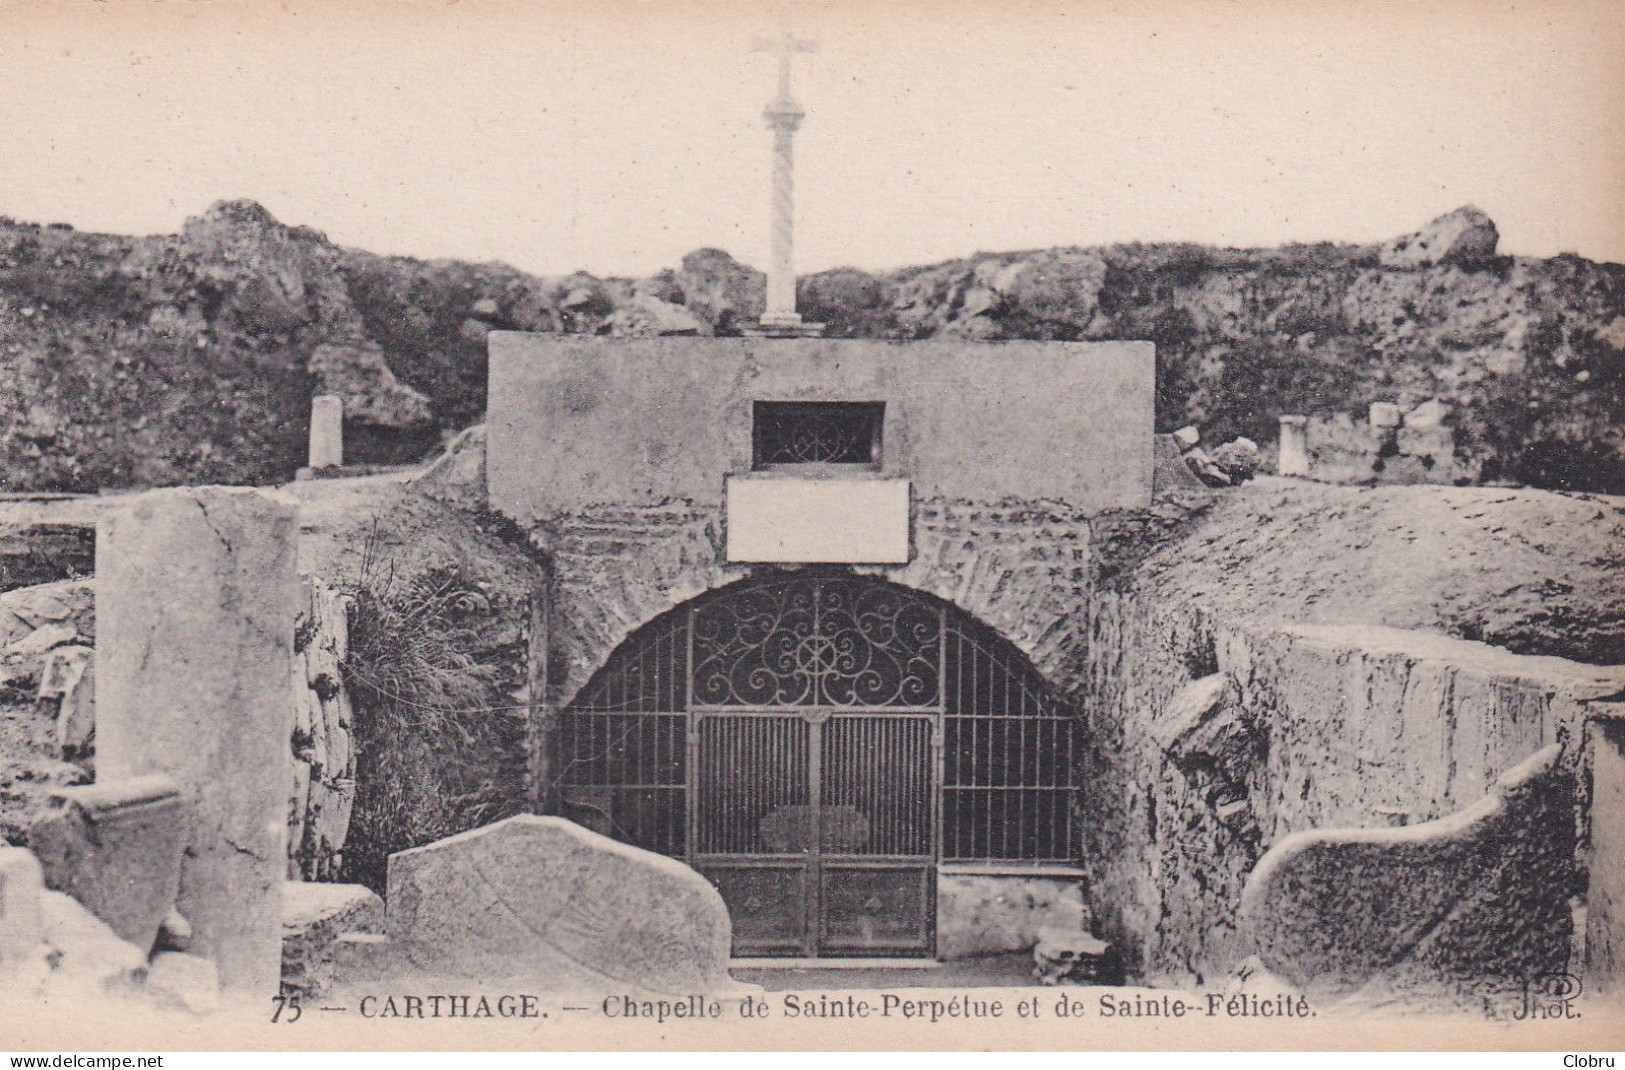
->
[557,573,1082,957]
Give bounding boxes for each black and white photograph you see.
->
[0,0,1622,1055]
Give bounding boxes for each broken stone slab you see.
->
[27,775,190,957]
[1151,434,1212,495]
[384,815,741,996]
[36,644,94,758]
[1239,744,1573,1001]
[281,881,383,998]
[1172,425,1201,449]
[6,622,78,660]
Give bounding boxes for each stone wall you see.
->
[1080,591,1625,987]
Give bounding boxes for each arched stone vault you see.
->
[536,498,1099,711]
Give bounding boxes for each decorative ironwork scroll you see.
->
[690,576,941,707]
[753,401,882,466]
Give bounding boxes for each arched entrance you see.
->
[552,572,1079,959]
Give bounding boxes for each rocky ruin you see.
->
[1,202,1622,493]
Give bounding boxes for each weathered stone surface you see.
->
[288,577,356,881]
[281,881,382,997]
[1379,205,1499,270]
[1209,437,1261,483]
[27,775,189,955]
[603,292,705,337]
[36,644,94,757]
[1082,595,1625,987]
[97,486,298,998]
[1239,744,1573,1000]
[308,342,431,429]
[309,394,343,469]
[385,816,738,995]
[411,423,486,505]
[937,873,1091,960]
[0,578,94,643]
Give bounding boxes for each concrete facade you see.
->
[486,335,1152,962]
[488,336,1153,518]
[488,336,1152,706]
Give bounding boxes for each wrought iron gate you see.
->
[555,573,1077,959]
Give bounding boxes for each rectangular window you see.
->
[752,401,884,469]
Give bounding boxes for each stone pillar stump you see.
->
[96,486,297,999]
[1278,415,1310,478]
[309,394,343,469]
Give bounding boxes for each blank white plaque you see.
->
[725,476,910,564]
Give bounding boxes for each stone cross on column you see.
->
[747,26,824,337]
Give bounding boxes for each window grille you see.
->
[554,574,1079,867]
[752,401,884,467]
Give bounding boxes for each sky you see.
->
[1,0,1622,278]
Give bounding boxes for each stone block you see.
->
[27,775,189,956]
[281,881,383,997]
[1368,402,1403,429]
[1276,415,1310,478]
[385,815,739,995]
[309,394,343,469]
[1172,425,1201,449]
[1240,744,1574,1001]
[36,644,94,757]
[97,486,298,999]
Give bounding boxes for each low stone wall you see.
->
[1081,591,1625,988]
[0,522,94,594]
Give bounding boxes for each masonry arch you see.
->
[550,569,1081,959]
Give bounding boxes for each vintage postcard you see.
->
[0,0,1622,1054]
